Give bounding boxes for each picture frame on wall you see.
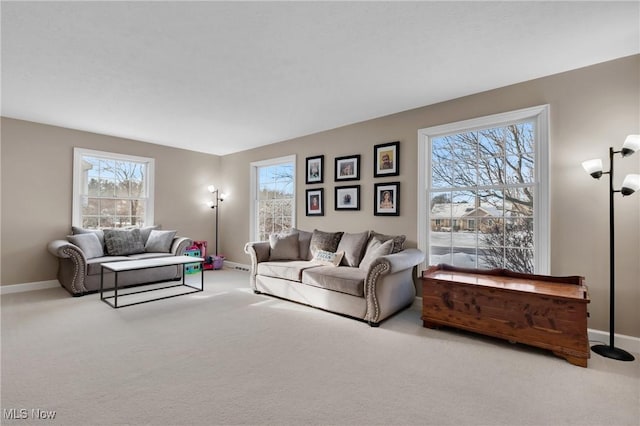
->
[305,155,324,184]
[306,188,324,216]
[374,182,400,216]
[335,185,360,211]
[335,155,360,181]
[374,141,400,177]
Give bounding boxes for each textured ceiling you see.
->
[2,1,639,155]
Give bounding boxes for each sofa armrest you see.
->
[244,241,270,263]
[363,248,425,324]
[47,240,88,295]
[244,241,271,290]
[48,239,78,258]
[382,248,425,274]
[171,237,193,256]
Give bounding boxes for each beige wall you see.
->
[1,55,638,336]
[1,118,221,286]
[220,55,640,337]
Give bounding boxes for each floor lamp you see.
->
[207,185,225,256]
[582,134,640,362]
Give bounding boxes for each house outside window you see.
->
[250,155,296,241]
[72,148,154,228]
[418,105,549,274]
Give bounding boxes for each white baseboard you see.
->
[588,328,640,354]
[0,280,59,295]
[222,261,250,272]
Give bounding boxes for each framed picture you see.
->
[335,155,360,181]
[335,185,360,211]
[374,182,400,216]
[306,188,324,216]
[374,141,400,177]
[305,155,324,184]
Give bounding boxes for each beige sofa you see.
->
[48,226,193,296]
[244,229,424,326]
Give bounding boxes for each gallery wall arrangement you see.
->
[305,141,401,217]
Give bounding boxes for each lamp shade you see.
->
[622,135,640,157]
[621,174,640,196]
[208,185,216,193]
[582,158,603,179]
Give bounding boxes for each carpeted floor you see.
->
[1,269,638,425]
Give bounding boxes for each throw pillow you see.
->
[291,228,313,260]
[145,229,176,253]
[67,232,104,259]
[359,238,393,270]
[71,226,105,248]
[336,231,369,267]
[103,228,145,256]
[312,250,345,267]
[139,225,161,245]
[370,231,406,254]
[269,233,300,261]
[309,229,344,258]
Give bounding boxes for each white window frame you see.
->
[249,155,297,241]
[72,148,155,228]
[417,105,550,275]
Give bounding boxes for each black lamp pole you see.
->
[590,147,635,361]
[208,188,223,256]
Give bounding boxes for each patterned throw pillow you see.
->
[312,250,345,267]
[103,228,145,256]
[145,230,176,253]
[309,229,344,258]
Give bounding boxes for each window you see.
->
[418,105,549,274]
[72,148,154,228]
[250,155,296,241]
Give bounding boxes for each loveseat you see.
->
[48,226,193,296]
[244,229,425,326]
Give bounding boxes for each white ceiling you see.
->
[2,1,639,156]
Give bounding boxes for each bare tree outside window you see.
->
[429,122,535,273]
[82,156,148,228]
[257,164,294,241]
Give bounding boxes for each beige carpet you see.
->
[1,269,638,426]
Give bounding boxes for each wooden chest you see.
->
[421,264,590,367]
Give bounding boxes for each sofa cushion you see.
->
[291,228,313,260]
[359,238,393,270]
[337,231,369,267]
[302,266,366,297]
[257,261,321,282]
[103,228,145,256]
[145,230,176,253]
[269,233,300,261]
[67,233,104,259]
[86,256,131,275]
[370,231,406,253]
[309,229,344,258]
[312,250,344,267]
[72,226,105,248]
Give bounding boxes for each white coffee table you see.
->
[100,256,205,308]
